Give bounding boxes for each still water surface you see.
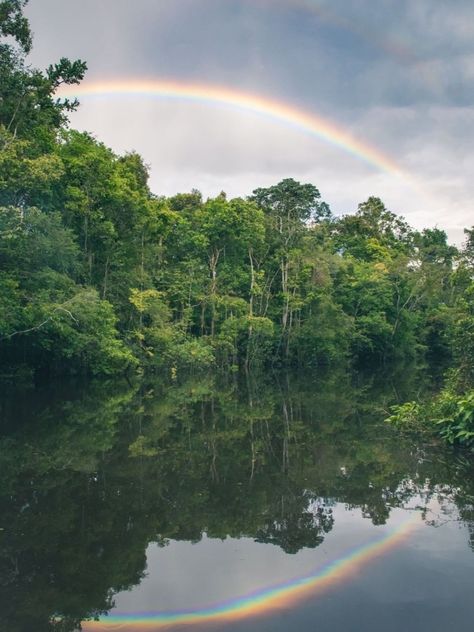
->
[1,368,473,631]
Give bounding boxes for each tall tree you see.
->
[252,178,331,357]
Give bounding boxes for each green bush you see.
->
[386,390,474,447]
[386,401,425,432]
[435,391,474,446]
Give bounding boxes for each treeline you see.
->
[1,1,474,378]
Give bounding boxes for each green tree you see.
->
[251,179,331,358]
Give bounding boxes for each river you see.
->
[1,366,473,631]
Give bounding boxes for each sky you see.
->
[25,0,474,242]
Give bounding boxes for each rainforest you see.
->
[1,3,474,631]
[1,6,473,379]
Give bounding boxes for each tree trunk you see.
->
[209,249,221,339]
[102,256,109,299]
[246,248,255,369]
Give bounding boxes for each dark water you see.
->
[1,367,473,631]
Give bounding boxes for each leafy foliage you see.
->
[1,3,474,379]
[387,390,474,447]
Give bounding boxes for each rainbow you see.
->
[57,79,411,182]
[79,514,419,631]
[289,0,416,63]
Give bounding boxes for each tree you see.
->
[331,196,412,261]
[251,179,331,358]
[0,1,32,53]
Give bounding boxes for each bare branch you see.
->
[1,304,79,341]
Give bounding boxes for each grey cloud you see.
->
[24,0,474,240]
[26,0,474,108]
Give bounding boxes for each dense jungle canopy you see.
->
[1,1,473,388]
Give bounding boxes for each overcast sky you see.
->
[26,0,474,242]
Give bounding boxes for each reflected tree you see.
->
[0,368,473,630]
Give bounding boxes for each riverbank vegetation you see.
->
[386,281,474,447]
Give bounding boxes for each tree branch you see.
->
[1,305,78,341]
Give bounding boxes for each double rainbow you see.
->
[284,0,415,63]
[81,514,419,631]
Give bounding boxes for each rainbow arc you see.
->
[57,79,412,183]
[79,514,419,631]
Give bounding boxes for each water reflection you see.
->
[0,367,473,631]
[81,511,420,631]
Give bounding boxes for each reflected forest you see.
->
[1,369,474,631]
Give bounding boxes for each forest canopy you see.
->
[1,1,474,381]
